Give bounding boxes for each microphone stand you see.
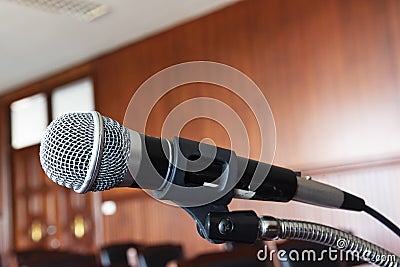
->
[154,137,399,266]
[205,211,400,267]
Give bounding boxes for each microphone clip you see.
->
[154,137,239,244]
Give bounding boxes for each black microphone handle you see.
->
[121,133,297,202]
[121,132,365,211]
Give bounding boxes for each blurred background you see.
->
[0,0,399,266]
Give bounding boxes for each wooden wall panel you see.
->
[102,194,221,257]
[12,145,98,253]
[95,0,400,169]
[93,0,400,257]
[1,0,400,261]
[0,106,4,214]
[231,161,400,255]
[0,63,98,265]
[0,104,5,261]
[0,103,13,265]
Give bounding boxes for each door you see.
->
[12,145,97,253]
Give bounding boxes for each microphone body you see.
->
[114,118,363,211]
[120,130,298,201]
[40,112,364,211]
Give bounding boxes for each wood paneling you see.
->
[231,161,400,255]
[12,145,97,253]
[94,0,400,169]
[102,193,223,257]
[0,106,4,214]
[93,0,400,257]
[0,62,98,264]
[0,103,13,266]
[1,0,400,262]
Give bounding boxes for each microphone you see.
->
[39,111,365,211]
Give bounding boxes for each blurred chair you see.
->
[100,242,142,267]
[170,246,272,267]
[127,244,184,267]
[15,249,99,267]
[224,240,266,251]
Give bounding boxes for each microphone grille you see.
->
[39,112,131,192]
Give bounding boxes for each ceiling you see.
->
[0,0,238,95]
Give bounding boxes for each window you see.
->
[10,77,94,149]
[10,93,48,149]
[52,78,95,119]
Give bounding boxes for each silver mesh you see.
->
[40,112,131,192]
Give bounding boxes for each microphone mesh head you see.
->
[39,112,131,192]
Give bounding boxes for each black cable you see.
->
[363,205,400,238]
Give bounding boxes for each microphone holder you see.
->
[205,211,400,267]
[179,185,400,267]
[154,137,399,266]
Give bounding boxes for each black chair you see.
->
[136,244,184,267]
[172,246,272,267]
[100,242,142,267]
[15,249,99,267]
